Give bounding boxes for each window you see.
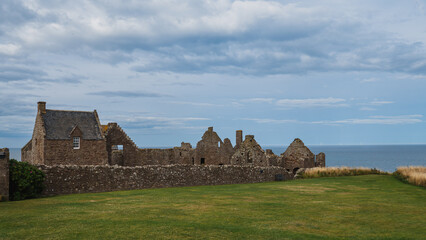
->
[247,153,252,163]
[73,137,80,149]
[111,145,123,150]
[200,158,205,165]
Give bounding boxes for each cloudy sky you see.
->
[1,0,426,148]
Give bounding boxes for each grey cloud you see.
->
[0,65,47,82]
[0,1,36,26]
[0,65,82,83]
[2,0,426,76]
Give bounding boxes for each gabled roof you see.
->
[42,110,103,140]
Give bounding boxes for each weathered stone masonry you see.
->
[22,102,326,172]
[15,101,326,197]
[0,148,9,201]
[38,164,293,196]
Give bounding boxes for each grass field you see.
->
[1,175,425,239]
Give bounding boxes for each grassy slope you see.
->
[0,175,425,240]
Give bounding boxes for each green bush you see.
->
[9,159,45,201]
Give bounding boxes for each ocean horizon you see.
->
[8,144,426,172]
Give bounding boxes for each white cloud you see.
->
[241,98,275,104]
[243,114,423,125]
[360,107,376,111]
[241,118,300,124]
[313,115,422,125]
[369,101,394,105]
[275,97,347,108]
[113,116,210,124]
[0,44,21,55]
[168,101,222,107]
[361,77,379,83]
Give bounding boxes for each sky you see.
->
[1,0,426,148]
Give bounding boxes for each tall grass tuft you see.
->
[394,166,426,187]
[301,167,388,179]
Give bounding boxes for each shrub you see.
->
[9,159,45,201]
[301,167,389,179]
[394,166,426,188]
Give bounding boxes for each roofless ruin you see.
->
[22,102,325,174]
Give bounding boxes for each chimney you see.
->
[37,101,46,114]
[208,127,213,132]
[236,130,243,148]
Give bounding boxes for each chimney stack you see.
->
[38,101,46,114]
[236,130,243,148]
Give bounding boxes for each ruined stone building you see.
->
[231,135,267,166]
[22,102,325,172]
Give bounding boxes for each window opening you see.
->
[247,153,252,163]
[112,145,123,150]
[200,158,205,165]
[73,137,80,149]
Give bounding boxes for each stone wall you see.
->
[0,148,9,201]
[281,138,316,171]
[44,139,108,166]
[21,140,32,163]
[30,110,46,164]
[316,152,326,167]
[105,123,140,166]
[38,164,292,196]
[231,135,267,166]
[194,127,234,165]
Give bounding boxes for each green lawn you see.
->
[1,175,425,239]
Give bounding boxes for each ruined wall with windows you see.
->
[231,135,267,166]
[194,127,234,166]
[21,102,325,170]
[15,101,327,197]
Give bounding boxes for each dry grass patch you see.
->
[394,166,426,187]
[278,185,334,194]
[301,167,388,178]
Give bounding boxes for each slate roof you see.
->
[42,110,103,140]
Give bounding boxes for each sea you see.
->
[8,145,426,172]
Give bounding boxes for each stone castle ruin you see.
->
[7,102,326,197]
[22,102,325,172]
